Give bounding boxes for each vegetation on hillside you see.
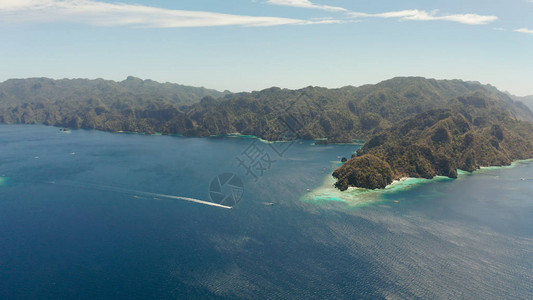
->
[0,76,228,133]
[333,94,533,190]
[1,77,531,140]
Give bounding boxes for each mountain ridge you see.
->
[509,94,533,111]
[333,95,533,190]
[0,76,531,140]
[0,76,228,108]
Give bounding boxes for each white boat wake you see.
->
[45,181,232,209]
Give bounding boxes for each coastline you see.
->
[0,123,356,144]
[302,173,454,208]
[304,158,533,208]
[209,132,364,145]
[51,125,365,145]
[311,140,365,146]
[477,158,533,170]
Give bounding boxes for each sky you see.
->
[0,0,532,96]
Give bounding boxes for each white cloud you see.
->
[0,0,500,28]
[0,0,329,28]
[266,1,497,26]
[350,9,497,25]
[515,28,533,34]
[266,0,346,12]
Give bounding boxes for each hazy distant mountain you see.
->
[0,76,228,108]
[510,95,533,111]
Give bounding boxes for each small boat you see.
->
[59,128,70,132]
[263,202,275,206]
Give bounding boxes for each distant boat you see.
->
[59,128,70,132]
[263,202,275,206]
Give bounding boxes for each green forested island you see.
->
[1,76,532,190]
[333,103,533,190]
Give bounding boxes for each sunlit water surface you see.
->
[1,125,532,299]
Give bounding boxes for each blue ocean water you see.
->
[1,125,532,299]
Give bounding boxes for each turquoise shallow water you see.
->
[1,124,532,299]
[302,164,456,207]
[302,161,533,208]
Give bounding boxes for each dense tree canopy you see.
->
[2,77,531,141]
[334,96,533,189]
